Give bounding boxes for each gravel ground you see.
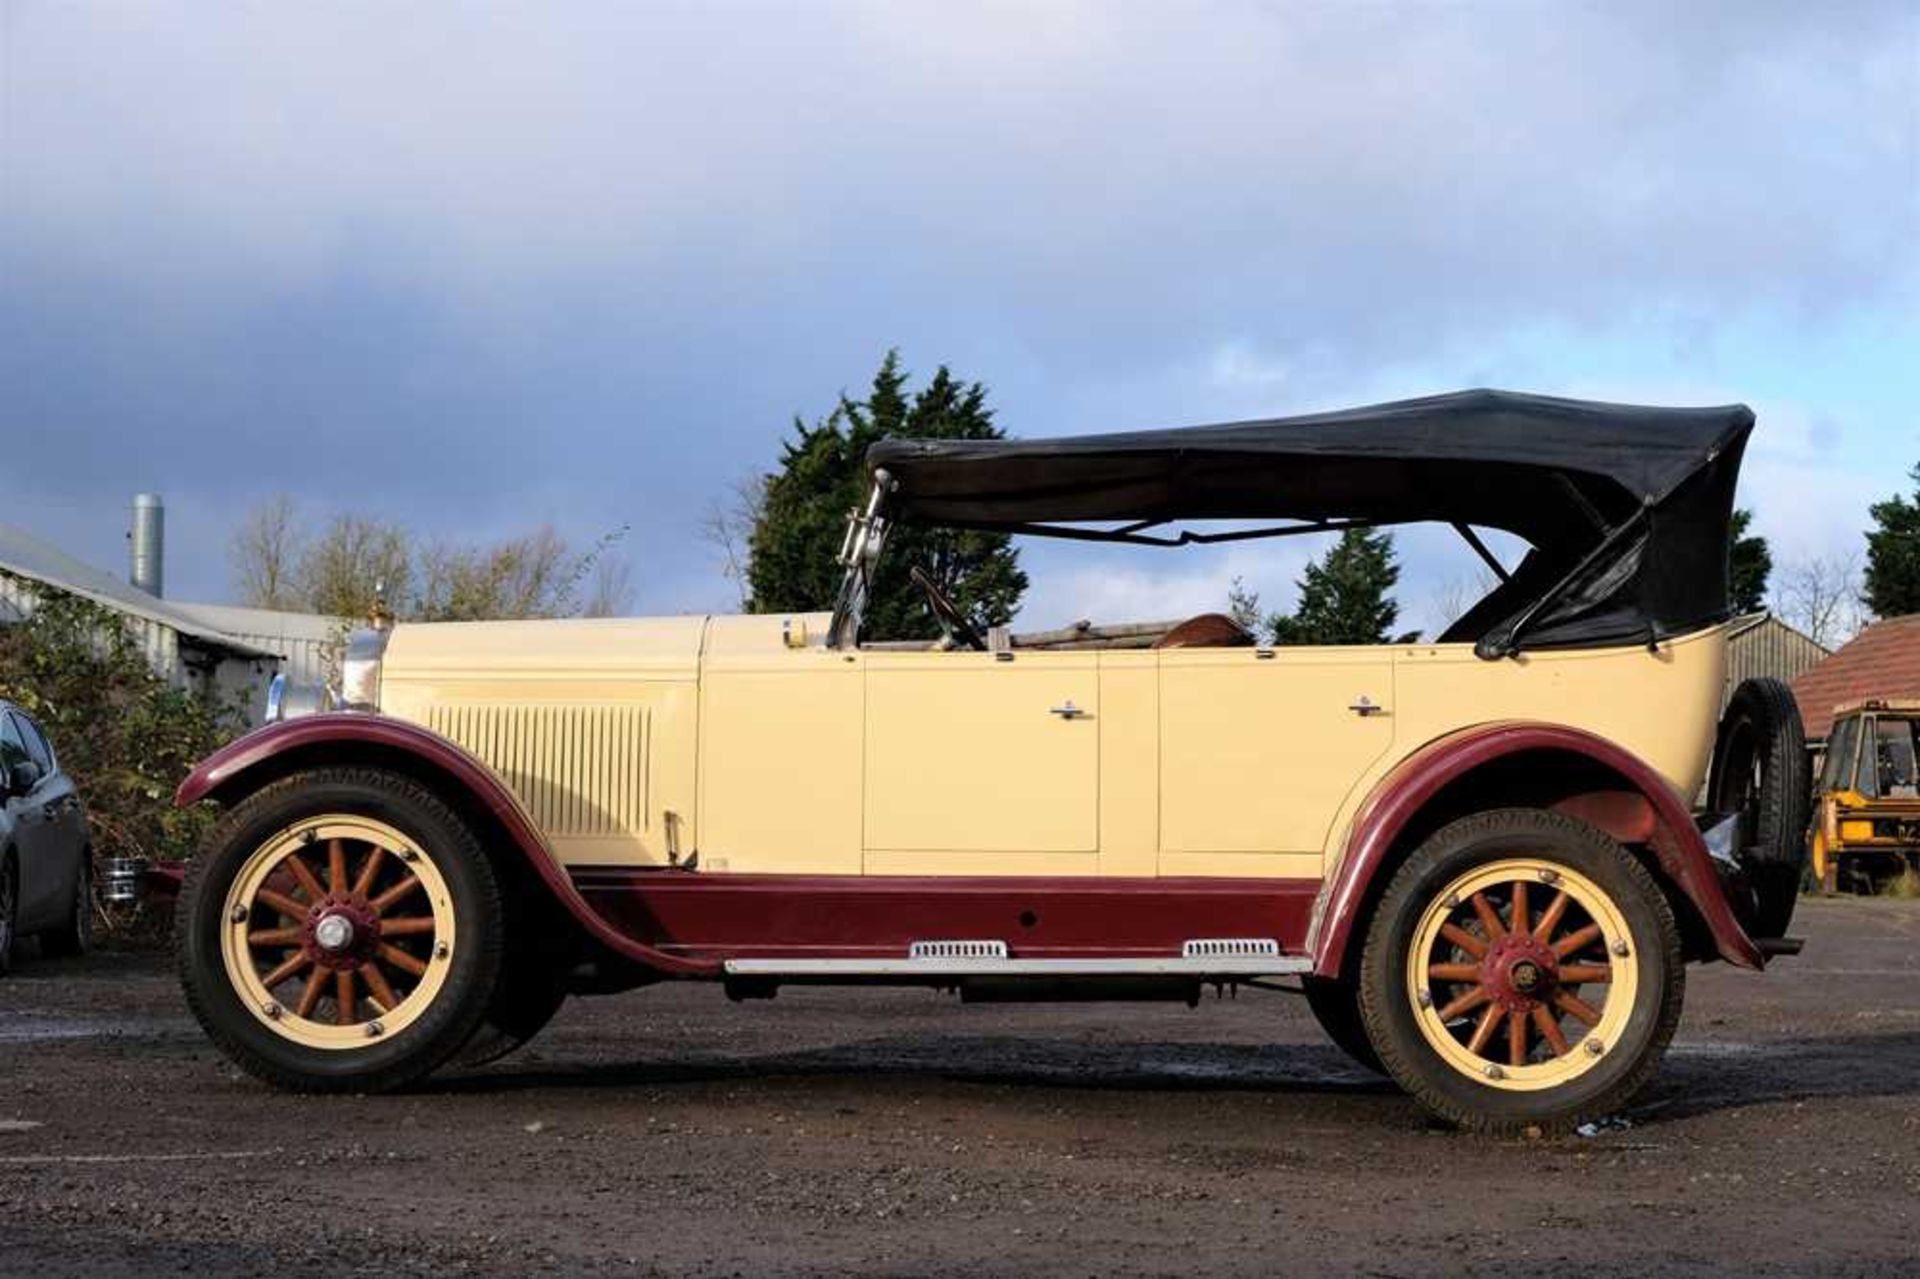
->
[2,895,1918,1277]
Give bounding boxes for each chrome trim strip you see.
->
[723,955,1311,977]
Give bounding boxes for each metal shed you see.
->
[0,521,337,724]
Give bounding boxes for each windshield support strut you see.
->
[826,469,895,649]
[983,516,1379,548]
[1451,523,1511,583]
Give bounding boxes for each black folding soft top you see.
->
[866,388,1754,655]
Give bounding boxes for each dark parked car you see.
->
[0,700,91,972]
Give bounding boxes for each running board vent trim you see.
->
[723,955,1312,978]
[909,940,1009,960]
[1182,938,1281,959]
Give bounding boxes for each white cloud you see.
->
[4,2,1914,606]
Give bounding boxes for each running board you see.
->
[722,955,1311,978]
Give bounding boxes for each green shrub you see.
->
[0,574,245,933]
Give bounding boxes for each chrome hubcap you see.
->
[313,913,356,953]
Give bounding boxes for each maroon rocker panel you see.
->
[570,869,1321,962]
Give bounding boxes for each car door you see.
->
[14,713,84,911]
[1,713,68,930]
[862,650,1100,875]
[1157,646,1396,876]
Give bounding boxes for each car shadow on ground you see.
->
[1631,1028,1920,1122]
[432,1027,1920,1130]
[441,1035,1397,1096]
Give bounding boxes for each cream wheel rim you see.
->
[1406,857,1639,1092]
[219,815,456,1050]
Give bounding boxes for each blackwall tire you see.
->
[1707,677,1810,938]
[1303,976,1383,1073]
[452,965,568,1069]
[0,854,17,977]
[40,855,92,958]
[1358,809,1684,1135]
[175,768,503,1093]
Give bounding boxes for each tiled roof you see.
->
[1790,614,1920,738]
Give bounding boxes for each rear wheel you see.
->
[177,769,503,1092]
[452,962,569,1069]
[1302,976,1382,1073]
[1359,809,1683,1134]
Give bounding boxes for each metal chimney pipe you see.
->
[129,493,165,597]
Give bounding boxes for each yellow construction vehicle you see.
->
[1811,700,1920,892]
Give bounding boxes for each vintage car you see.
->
[173,389,1806,1133]
[1808,699,1920,892]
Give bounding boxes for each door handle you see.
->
[1049,700,1086,720]
[1348,695,1384,717]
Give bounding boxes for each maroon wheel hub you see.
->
[302,894,381,970]
[1480,933,1559,1013]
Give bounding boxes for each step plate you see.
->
[1182,937,1281,959]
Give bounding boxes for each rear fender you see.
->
[1308,722,1764,979]
[175,714,716,976]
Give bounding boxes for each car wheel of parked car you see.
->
[1358,808,1683,1135]
[1707,677,1809,938]
[176,768,503,1093]
[0,853,17,976]
[1302,976,1382,1073]
[40,853,93,958]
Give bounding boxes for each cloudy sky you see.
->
[3,1,1916,634]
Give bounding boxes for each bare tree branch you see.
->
[1430,570,1498,633]
[1777,552,1867,648]
[231,495,306,610]
[701,472,765,611]
[584,552,635,618]
[298,514,413,620]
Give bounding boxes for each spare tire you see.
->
[1706,677,1810,938]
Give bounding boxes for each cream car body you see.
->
[378,612,1726,884]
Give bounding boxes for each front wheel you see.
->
[1358,809,1683,1134]
[176,768,503,1092]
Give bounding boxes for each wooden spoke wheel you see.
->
[1359,809,1683,1134]
[1406,858,1636,1091]
[220,816,457,1049]
[179,768,502,1093]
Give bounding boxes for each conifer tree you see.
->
[1267,528,1403,645]
[1864,465,1920,618]
[1728,508,1772,614]
[747,352,1027,639]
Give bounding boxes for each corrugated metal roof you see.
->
[167,602,345,644]
[1790,614,1920,738]
[0,521,278,658]
[169,602,345,687]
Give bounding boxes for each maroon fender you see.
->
[174,714,719,976]
[1308,722,1764,978]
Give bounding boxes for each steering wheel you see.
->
[909,565,987,651]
